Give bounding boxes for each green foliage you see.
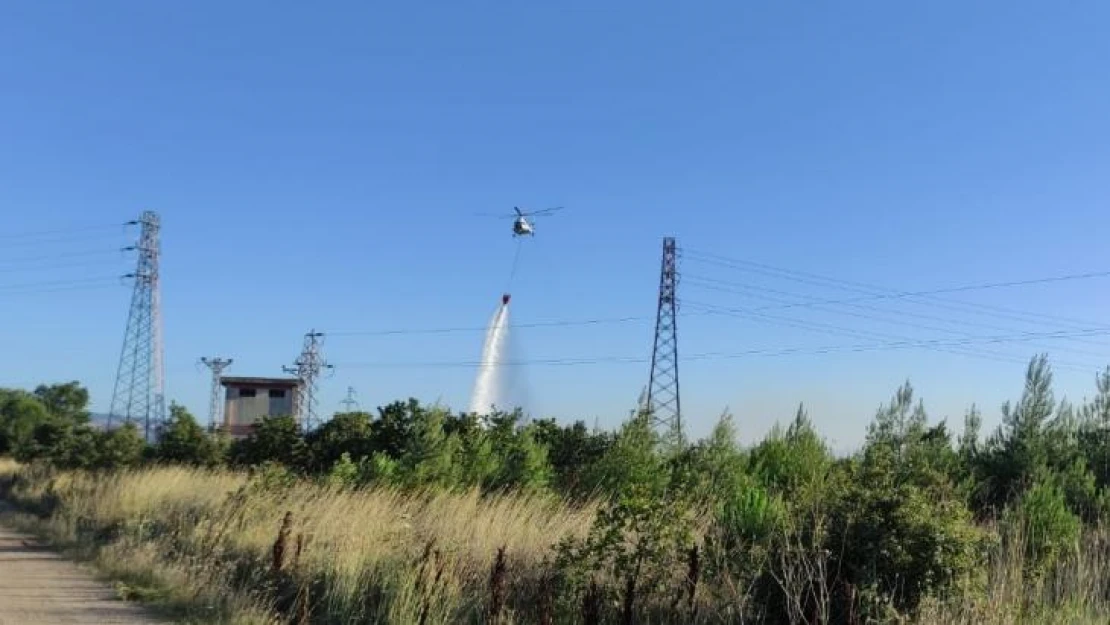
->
[154,403,225,466]
[557,469,696,622]
[359,451,400,485]
[369,399,420,458]
[95,423,147,469]
[325,452,360,489]
[973,355,1057,515]
[32,381,91,423]
[1,383,147,471]
[491,424,552,493]
[0,390,53,456]
[229,414,306,469]
[829,385,986,616]
[585,411,667,498]
[1005,478,1081,574]
[721,481,784,546]
[533,418,613,496]
[455,423,500,487]
[397,405,462,488]
[749,405,832,499]
[305,411,374,473]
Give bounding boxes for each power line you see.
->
[0,282,121,298]
[332,326,1108,372]
[683,275,1110,357]
[0,231,135,249]
[0,276,122,292]
[0,249,130,267]
[679,249,1105,330]
[0,222,134,240]
[334,355,646,368]
[327,314,664,337]
[0,259,131,274]
[684,298,1057,368]
[683,300,1102,372]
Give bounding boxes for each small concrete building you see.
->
[220,376,300,438]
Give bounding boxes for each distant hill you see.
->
[87,413,114,430]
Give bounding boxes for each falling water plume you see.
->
[469,295,511,415]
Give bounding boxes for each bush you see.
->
[229,414,306,469]
[325,452,360,489]
[95,423,147,469]
[154,403,225,466]
[1006,478,1081,574]
[828,386,986,617]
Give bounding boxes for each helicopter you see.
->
[507,206,563,237]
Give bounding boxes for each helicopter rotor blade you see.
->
[526,206,564,217]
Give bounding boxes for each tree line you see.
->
[5,354,1110,621]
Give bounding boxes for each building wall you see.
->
[223,385,296,435]
[269,390,294,418]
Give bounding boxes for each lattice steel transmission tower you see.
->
[283,330,332,431]
[339,386,360,413]
[199,357,233,431]
[109,211,165,440]
[647,237,682,442]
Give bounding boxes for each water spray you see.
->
[469,294,511,416]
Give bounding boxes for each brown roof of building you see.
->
[219,376,301,388]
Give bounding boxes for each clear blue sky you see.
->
[2,2,1109,449]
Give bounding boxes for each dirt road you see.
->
[0,524,163,625]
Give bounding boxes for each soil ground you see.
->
[0,523,162,625]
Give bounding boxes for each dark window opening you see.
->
[238,388,257,398]
[268,389,286,398]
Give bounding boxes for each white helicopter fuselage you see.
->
[512,216,534,236]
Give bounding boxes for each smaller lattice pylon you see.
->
[339,386,360,413]
[283,330,333,431]
[199,357,233,431]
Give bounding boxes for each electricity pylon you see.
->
[647,236,682,443]
[109,211,165,441]
[199,357,233,431]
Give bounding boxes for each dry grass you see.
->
[5,460,1110,624]
[0,456,19,482]
[914,524,1110,625]
[3,464,596,624]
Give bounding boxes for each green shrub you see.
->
[325,452,360,489]
[95,423,147,469]
[1006,478,1081,574]
[154,403,225,467]
[829,385,986,617]
[229,414,306,469]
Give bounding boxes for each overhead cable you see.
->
[0,222,135,240]
[682,300,1102,372]
[0,276,123,292]
[683,275,1110,357]
[333,327,1108,372]
[682,249,1106,330]
[0,249,131,267]
[327,314,675,337]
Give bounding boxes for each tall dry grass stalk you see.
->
[0,456,20,491]
[4,465,595,624]
[914,521,1110,625]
